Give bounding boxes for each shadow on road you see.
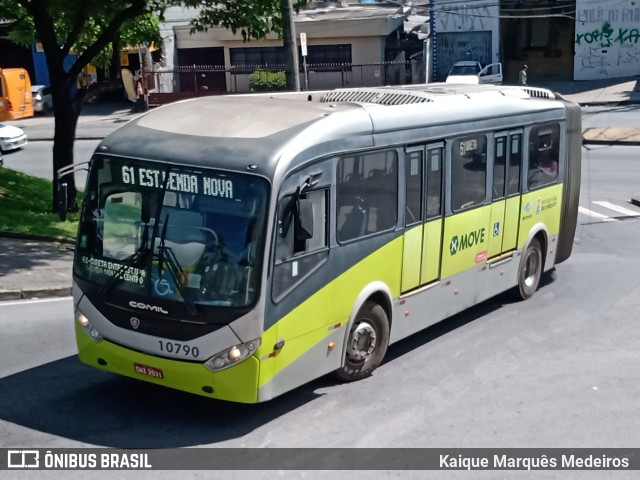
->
[383,270,557,366]
[0,271,558,447]
[0,356,324,447]
[538,76,640,96]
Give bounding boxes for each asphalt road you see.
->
[1,145,640,479]
[582,104,640,128]
[3,139,98,188]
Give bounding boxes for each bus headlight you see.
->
[76,311,103,342]
[204,339,260,372]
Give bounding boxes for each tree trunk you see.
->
[110,36,122,80]
[51,95,81,214]
[281,0,300,92]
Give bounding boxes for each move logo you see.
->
[450,228,486,255]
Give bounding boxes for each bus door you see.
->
[441,133,491,279]
[401,144,444,293]
[488,130,523,257]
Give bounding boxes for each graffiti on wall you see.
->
[576,21,640,47]
[436,5,492,32]
[575,2,640,80]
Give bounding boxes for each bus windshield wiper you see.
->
[156,213,198,316]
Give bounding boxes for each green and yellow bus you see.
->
[70,83,581,403]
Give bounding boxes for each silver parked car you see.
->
[31,84,53,114]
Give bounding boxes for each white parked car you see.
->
[0,123,28,152]
[31,85,54,114]
[445,61,503,85]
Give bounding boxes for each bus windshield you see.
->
[75,156,269,309]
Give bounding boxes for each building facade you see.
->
[158,2,409,93]
[430,0,501,82]
[2,0,637,96]
[429,0,577,83]
[574,0,640,80]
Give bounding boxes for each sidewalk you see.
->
[1,78,640,301]
[0,234,74,300]
[538,76,640,145]
[10,100,139,141]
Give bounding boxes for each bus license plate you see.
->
[134,363,164,379]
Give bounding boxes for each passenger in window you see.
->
[539,154,558,177]
[529,150,558,188]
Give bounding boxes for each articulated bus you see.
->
[69,83,581,403]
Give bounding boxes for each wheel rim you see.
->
[346,321,377,363]
[523,249,540,288]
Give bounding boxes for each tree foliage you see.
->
[0,0,307,213]
[185,0,307,41]
[0,0,170,213]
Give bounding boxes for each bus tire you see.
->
[334,300,389,382]
[514,237,543,300]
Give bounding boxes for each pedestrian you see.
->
[134,78,147,113]
[519,64,528,86]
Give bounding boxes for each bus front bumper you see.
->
[75,324,260,403]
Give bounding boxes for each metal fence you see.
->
[145,61,418,106]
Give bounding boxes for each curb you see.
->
[0,230,75,245]
[0,287,72,301]
[582,139,640,146]
[28,136,107,142]
[579,100,640,107]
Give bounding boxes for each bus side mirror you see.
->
[57,182,68,221]
[294,198,314,242]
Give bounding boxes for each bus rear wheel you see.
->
[514,237,543,300]
[334,300,389,382]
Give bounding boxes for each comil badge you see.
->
[130,317,141,330]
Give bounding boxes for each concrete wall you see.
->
[168,5,405,67]
[575,0,640,80]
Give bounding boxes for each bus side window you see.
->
[337,150,398,242]
[276,189,328,260]
[426,147,443,218]
[528,124,560,190]
[451,135,487,211]
[508,133,522,195]
[493,136,507,200]
[405,150,423,226]
[273,188,329,300]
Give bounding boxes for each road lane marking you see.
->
[579,206,618,221]
[593,201,640,217]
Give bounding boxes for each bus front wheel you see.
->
[515,237,543,300]
[335,300,389,382]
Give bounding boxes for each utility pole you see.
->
[281,0,301,91]
[429,0,436,82]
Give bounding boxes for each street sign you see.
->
[300,32,308,57]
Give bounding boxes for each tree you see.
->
[82,13,163,82]
[1,0,169,213]
[0,0,306,214]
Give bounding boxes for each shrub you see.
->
[249,70,286,92]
